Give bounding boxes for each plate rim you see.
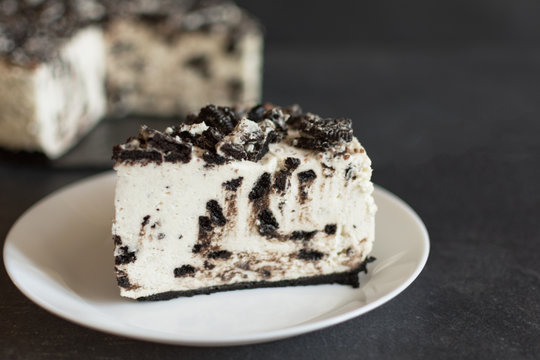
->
[3,171,430,346]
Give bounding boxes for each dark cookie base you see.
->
[136,260,374,301]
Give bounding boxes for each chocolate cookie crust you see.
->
[137,257,375,301]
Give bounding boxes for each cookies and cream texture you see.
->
[112,104,376,300]
[0,0,262,158]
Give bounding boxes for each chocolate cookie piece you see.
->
[257,208,279,236]
[298,116,353,143]
[195,105,238,135]
[292,113,353,151]
[290,230,317,241]
[115,246,137,265]
[206,200,227,226]
[216,118,279,162]
[324,224,337,235]
[297,249,324,261]
[222,177,244,191]
[249,173,272,201]
[174,265,196,277]
[207,250,232,260]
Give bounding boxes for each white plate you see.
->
[3,172,429,346]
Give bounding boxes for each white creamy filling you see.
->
[105,19,262,116]
[113,138,376,298]
[0,62,40,151]
[35,27,106,158]
[0,27,106,157]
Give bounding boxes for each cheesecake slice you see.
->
[0,0,262,158]
[112,104,376,300]
[0,1,106,158]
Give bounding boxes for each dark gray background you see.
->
[1,1,539,359]
[239,0,540,46]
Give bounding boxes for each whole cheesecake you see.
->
[111,104,376,300]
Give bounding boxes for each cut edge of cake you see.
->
[0,26,106,158]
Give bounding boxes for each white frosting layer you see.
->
[113,138,376,299]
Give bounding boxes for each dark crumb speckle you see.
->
[203,151,227,166]
[141,215,150,227]
[261,269,271,278]
[321,163,335,177]
[206,200,227,226]
[158,233,165,240]
[222,177,244,191]
[359,256,377,274]
[174,265,197,277]
[204,260,215,269]
[249,172,272,201]
[192,244,203,253]
[225,35,239,54]
[227,78,243,102]
[113,235,122,245]
[115,246,136,265]
[199,216,214,233]
[207,250,232,260]
[345,166,354,180]
[185,55,211,78]
[116,274,131,288]
[115,269,138,289]
[324,224,337,235]
[274,157,301,192]
[236,262,250,270]
[298,170,317,183]
[273,170,289,192]
[115,268,139,290]
[285,157,301,170]
[257,208,279,236]
[297,249,324,261]
[290,230,317,241]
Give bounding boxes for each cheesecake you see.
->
[112,104,376,300]
[0,0,262,158]
[0,1,106,158]
[106,0,262,116]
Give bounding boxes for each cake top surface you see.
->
[0,0,258,66]
[112,103,356,166]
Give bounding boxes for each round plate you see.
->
[3,172,429,346]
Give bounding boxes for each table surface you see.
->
[1,42,539,360]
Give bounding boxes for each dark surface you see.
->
[2,1,540,359]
